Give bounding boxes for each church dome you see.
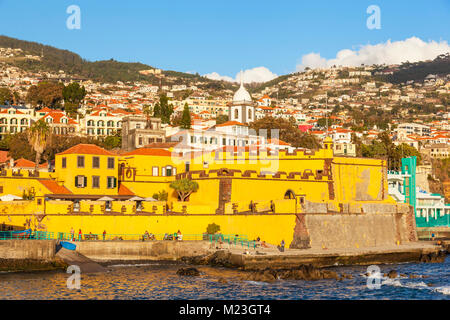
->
[233,82,252,102]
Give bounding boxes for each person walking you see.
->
[103,230,106,241]
[70,227,75,241]
[78,229,82,242]
[280,239,285,252]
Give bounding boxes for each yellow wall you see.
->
[0,213,296,246]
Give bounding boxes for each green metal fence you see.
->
[0,231,54,240]
[0,231,253,246]
[208,234,257,249]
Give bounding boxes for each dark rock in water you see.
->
[427,283,434,287]
[218,277,228,284]
[176,267,200,276]
[400,274,407,278]
[341,273,353,279]
[409,274,420,279]
[421,275,429,278]
[420,251,446,263]
[181,251,236,268]
[241,265,341,283]
[387,270,398,279]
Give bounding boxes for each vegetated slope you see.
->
[0,35,227,86]
[383,53,450,84]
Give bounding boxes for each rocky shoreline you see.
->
[0,257,68,273]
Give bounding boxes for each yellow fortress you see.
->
[0,138,417,249]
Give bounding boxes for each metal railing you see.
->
[0,230,54,240]
[208,234,257,249]
[0,230,256,247]
[56,232,212,242]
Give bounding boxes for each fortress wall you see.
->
[291,202,417,249]
[0,240,56,260]
[305,213,398,249]
[74,240,212,262]
[1,214,298,247]
[1,203,417,251]
[332,158,387,203]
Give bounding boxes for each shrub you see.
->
[206,223,220,235]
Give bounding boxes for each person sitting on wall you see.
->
[143,230,150,241]
[177,230,183,241]
[103,230,106,241]
[163,233,169,240]
[277,240,285,252]
[149,233,155,240]
[261,241,269,248]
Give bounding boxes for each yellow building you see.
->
[54,144,120,198]
[0,138,416,249]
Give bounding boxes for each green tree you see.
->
[143,104,152,117]
[153,102,161,118]
[26,81,64,108]
[103,134,122,150]
[250,116,321,149]
[170,178,199,202]
[26,120,52,172]
[4,132,35,160]
[159,94,174,124]
[62,82,86,104]
[180,103,191,129]
[152,190,168,201]
[216,114,229,125]
[0,87,13,105]
[317,117,334,128]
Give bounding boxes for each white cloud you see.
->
[296,37,450,71]
[204,67,277,83]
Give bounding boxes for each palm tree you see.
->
[27,120,51,174]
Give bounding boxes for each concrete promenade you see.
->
[0,239,446,272]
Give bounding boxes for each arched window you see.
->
[284,190,295,199]
[20,119,28,125]
[87,120,94,126]
[10,118,17,125]
[117,121,122,128]
[97,120,104,127]
[107,120,114,127]
[248,108,252,120]
[234,108,239,120]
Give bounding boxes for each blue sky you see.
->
[0,0,449,80]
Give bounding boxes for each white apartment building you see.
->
[0,106,33,137]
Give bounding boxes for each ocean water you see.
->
[0,256,449,300]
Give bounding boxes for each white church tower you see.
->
[229,74,255,124]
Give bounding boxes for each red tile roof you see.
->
[39,180,72,195]
[0,151,10,163]
[40,112,78,124]
[267,138,290,146]
[215,121,247,127]
[118,184,135,196]
[57,144,114,156]
[14,158,35,168]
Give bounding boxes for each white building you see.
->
[229,78,256,124]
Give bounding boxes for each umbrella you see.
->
[144,197,158,202]
[0,194,22,201]
[128,196,144,201]
[97,196,115,201]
